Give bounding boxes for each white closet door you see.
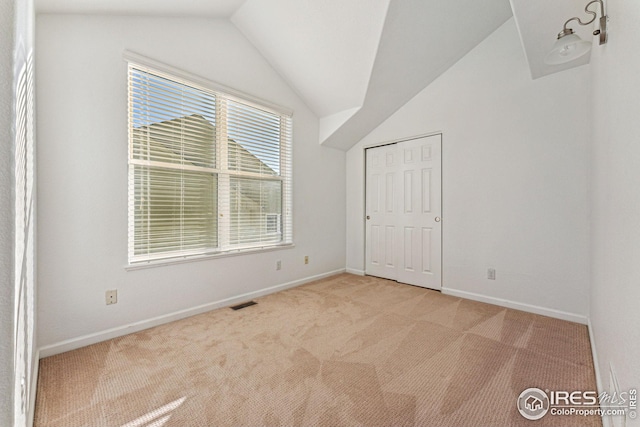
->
[365,135,442,290]
[396,135,442,289]
[365,143,400,281]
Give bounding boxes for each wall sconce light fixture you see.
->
[544,0,608,65]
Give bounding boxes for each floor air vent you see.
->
[230,301,257,310]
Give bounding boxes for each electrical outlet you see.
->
[276,260,282,270]
[304,255,309,265]
[487,268,496,280]
[105,289,117,305]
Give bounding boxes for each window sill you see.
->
[125,243,295,271]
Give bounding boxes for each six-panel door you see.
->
[365,134,442,290]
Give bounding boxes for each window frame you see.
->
[125,51,293,267]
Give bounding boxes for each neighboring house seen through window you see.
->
[127,61,292,264]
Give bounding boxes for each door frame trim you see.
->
[363,132,444,288]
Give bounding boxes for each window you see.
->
[127,60,292,264]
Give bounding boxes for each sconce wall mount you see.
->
[544,0,608,65]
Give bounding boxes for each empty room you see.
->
[1,0,639,426]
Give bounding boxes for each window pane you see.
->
[134,165,217,256]
[130,69,216,169]
[227,100,281,176]
[230,178,282,245]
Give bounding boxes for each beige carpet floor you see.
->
[35,274,601,426]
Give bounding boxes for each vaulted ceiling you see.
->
[35,0,598,150]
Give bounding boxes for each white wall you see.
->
[13,0,37,424]
[0,0,16,423]
[36,14,346,352]
[3,0,37,425]
[346,18,591,321]
[590,0,640,416]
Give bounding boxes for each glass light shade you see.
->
[544,33,592,65]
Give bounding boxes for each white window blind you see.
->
[128,63,292,264]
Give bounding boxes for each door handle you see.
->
[435,217,441,222]
[366,216,371,220]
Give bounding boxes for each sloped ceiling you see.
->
[323,0,513,149]
[232,0,389,120]
[233,0,513,150]
[40,0,602,150]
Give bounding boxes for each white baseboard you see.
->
[441,287,588,325]
[345,268,365,276]
[588,318,610,427]
[38,269,345,358]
